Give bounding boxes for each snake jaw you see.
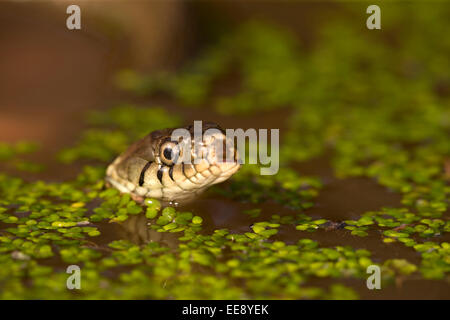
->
[105,123,240,203]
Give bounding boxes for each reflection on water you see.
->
[118,214,179,248]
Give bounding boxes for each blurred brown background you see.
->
[0,1,340,155]
[0,1,185,151]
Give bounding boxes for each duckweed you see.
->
[0,141,43,173]
[215,164,321,209]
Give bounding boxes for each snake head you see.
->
[106,122,241,203]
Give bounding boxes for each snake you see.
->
[105,122,240,203]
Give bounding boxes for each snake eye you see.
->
[160,141,180,166]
